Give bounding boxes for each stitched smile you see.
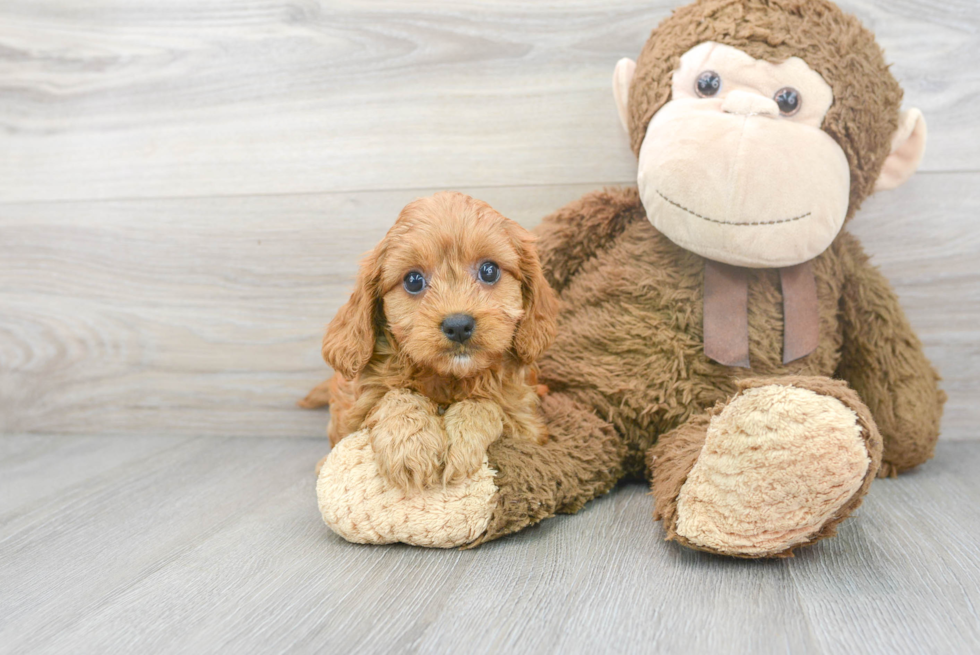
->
[656,190,811,226]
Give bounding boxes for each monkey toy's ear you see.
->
[321,249,382,380]
[874,108,928,193]
[612,58,637,133]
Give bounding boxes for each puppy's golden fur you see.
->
[301,192,558,490]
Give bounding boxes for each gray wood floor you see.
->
[2,435,980,655]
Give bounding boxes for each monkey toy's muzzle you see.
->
[636,97,851,268]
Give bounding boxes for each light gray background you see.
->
[1,0,976,440]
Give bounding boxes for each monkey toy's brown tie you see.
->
[703,259,819,368]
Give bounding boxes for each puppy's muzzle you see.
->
[441,313,475,344]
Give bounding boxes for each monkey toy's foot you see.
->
[316,429,498,548]
[649,377,883,558]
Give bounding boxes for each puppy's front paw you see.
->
[443,437,488,486]
[443,400,504,486]
[366,389,447,491]
[375,435,444,491]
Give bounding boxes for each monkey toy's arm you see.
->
[534,187,644,292]
[834,233,946,477]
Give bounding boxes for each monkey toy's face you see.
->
[638,43,846,268]
[614,42,925,269]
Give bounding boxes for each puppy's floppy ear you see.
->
[322,247,383,379]
[510,222,559,363]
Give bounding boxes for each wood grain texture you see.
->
[1,176,977,439]
[0,0,978,204]
[2,435,979,655]
[0,184,597,438]
[1,0,978,439]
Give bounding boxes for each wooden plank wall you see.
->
[1,0,978,439]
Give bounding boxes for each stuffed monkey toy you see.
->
[531,0,944,557]
[317,0,944,556]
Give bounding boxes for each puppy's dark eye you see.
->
[403,271,426,294]
[696,71,721,97]
[774,87,801,115]
[478,261,500,284]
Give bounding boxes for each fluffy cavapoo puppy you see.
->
[301,192,558,491]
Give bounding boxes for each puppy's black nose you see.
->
[441,314,475,344]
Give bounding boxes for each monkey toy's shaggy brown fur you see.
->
[312,0,945,556]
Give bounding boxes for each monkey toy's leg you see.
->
[648,376,882,558]
[467,392,626,546]
[316,391,625,548]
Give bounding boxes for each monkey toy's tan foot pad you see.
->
[650,377,882,558]
[316,430,497,548]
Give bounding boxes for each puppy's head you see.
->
[322,192,558,379]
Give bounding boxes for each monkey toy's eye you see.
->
[477,261,500,284]
[695,71,721,97]
[403,270,426,294]
[774,87,801,116]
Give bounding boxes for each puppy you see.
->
[301,192,558,490]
